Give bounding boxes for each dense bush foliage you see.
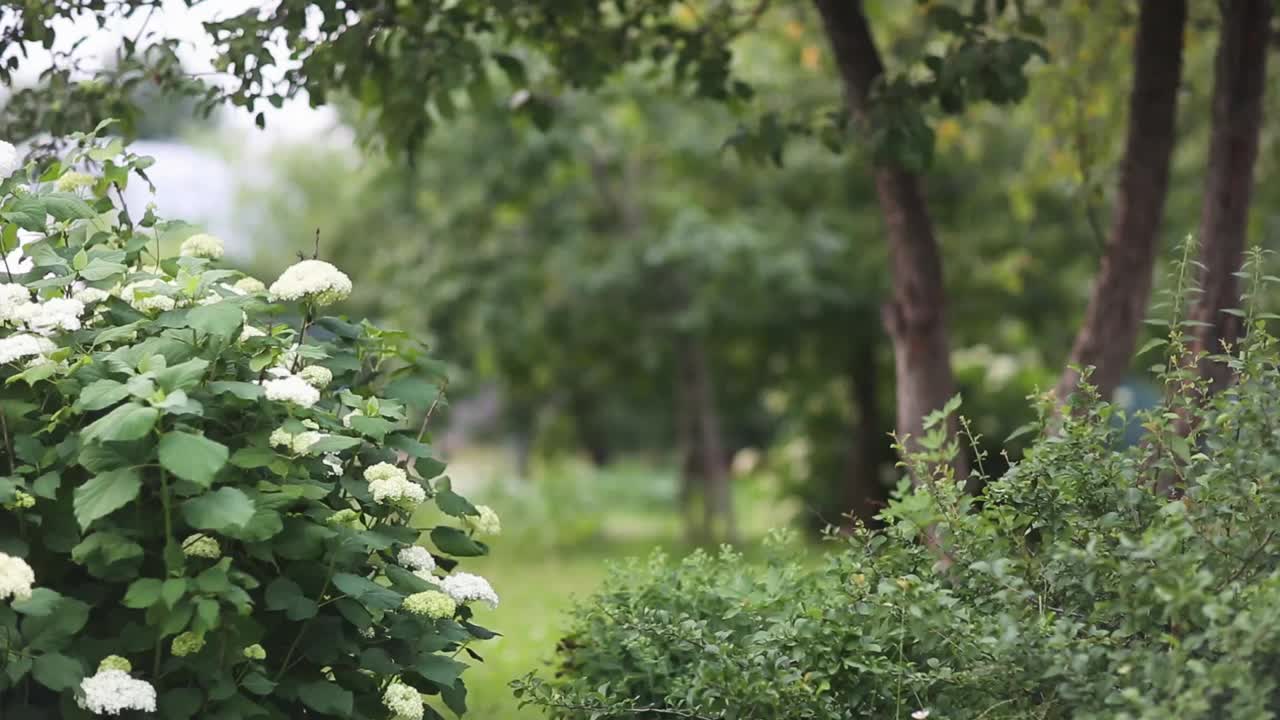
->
[517,252,1280,719]
[0,129,499,719]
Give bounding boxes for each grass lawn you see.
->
[429,449,807,719]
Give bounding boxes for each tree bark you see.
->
[843,338,887,526]
[1188,0,1271,390]
[674,350,706,543]
[1056,0,1187,404]
[813,0,965,476]
[568,389,612,467]
[686,336,737,544]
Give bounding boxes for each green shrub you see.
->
[516,253,1280,719]
[0,129,500,719]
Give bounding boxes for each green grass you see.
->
[430,449,807,719]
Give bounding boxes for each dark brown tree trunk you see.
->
[1056,0,1187,404]
[1188,0,1271,390]
[684,335,737,544]
[813,0,966,478]
[568,390,612,467]
[843,338,887,526]
[673,348,705,543]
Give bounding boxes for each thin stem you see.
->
[0,408,13,475]
[290,306,314,374]
[1,248,13,282]
[275,553,338,681]
[415,381,449,445]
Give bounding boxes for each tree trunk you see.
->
[813,0,966,477]
[843,338,887,526]
[1188,0,1271,390]
[1056,0,1187,404]
[568,389,612,467]
[674,351,706,543]
[677,334,736,544]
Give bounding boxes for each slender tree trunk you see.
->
[674,343,706,543]
[1188,0,1271,390]
[568,389,612,467]
[843,338,887,526]
[813,0,965,478]
[1056,0,1187,404]
[686,336,737,544]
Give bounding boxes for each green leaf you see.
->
[32,652,84,691]
[11,588,63,616]
[2,197,46,230]
[418,653,467,688]
[80,257,128,281]
[21,596,90,650]
[44,192,97,221]
[161,578,187,609]
[264,577,317,621]
[187,302,243,341]
[415,457,446,480]
[77,379,130,412]
[123,578,164,609]
[160,688,203,720]
[241,672,276,696]
[430,526,486,557]
[158,431,228,488]
[74,467,142,528]
[230,447,278,469]
[303,435,363,455]
[434,484,477,519]
[182,487,255,532]
[153,358,209,393]
[82,403,159,443]
[298,680,353,716]
[208,381,263,400]
[331,573,403,610]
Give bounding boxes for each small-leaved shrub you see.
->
[0,128,501,719]
[517,248,1280,719]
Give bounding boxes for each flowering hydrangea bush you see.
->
[0,128,500,719]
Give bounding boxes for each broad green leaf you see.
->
[229,447,278,469]
[181,487,255,531]
[43,192,97,221]
[188,302,243,341]
[298,680,353,716]
[331,573,403,610]
[77,379,130,412]
[303,435,363,455]
[82,403,158,443]
[208,381,263,400]
[74,467,142,528]
[430,526,486,557]
[153,358,209,393]
[158,431,228,487]
[2,197,46,230]
[80,257,127,281]
[11,588,63,616]
[417,654,467,689]
[123,577,164,608]
[32,652,83,691]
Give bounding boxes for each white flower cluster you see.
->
[299,364,332,388]
[55,171,95,193]
[73,286,110,306]
[268,259,352,306]
[465,505,501,536]
[363,462,426,506]
[440,572,499,609]
[0,333,54,365]
[260,371,320,408]
[0,140,19,179]
[234,276,267,295]
[78,669,157,715]
[0,283,31,325]
[179,233,224,259]
[269,421,325,454]
[322,453,344,477]
[121,279,178,314]
[13,296,85,335]
[397,545,436,573]
[239,324,266,342]
[382,681,424,720]
[0,552,35,601]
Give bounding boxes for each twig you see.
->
[0,408,13,474]
[414,380,449,445]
